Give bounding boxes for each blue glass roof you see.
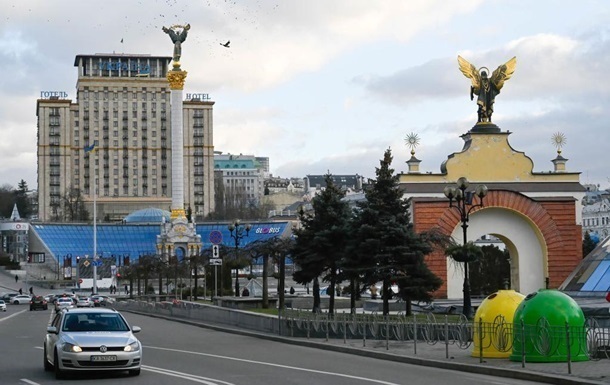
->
[31,222,289,261]
[560,235,610,295]
[124,208,171,223]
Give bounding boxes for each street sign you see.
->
[209,230,223,245]
[83,260,91,267]
[92,260,103,267]
[212,244,220,258]
[209,258,222,265]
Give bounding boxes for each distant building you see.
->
[36,53,215,222]
[214,153,266,206]
[264,176,305,217]
[303,174,365,201]
[581,184,610,242]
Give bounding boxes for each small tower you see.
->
[551,132,568,173]
[405,132,422,174]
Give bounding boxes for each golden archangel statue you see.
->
[458,55,517,124]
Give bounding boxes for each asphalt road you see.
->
[0,304,552,385]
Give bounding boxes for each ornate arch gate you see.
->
[400,129,585,298]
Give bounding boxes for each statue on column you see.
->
[458,55,516,124]
[162,24,191,65]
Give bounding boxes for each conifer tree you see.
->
[292,173,351,314]
[349,148,442,315]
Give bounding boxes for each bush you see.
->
[0,256,20,269]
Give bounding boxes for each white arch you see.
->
[446,207,546,299]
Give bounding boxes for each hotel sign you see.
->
[40,91,68,99]
[100,61,150,75]
[186,93,210,101]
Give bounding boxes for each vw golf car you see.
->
[43,308,142,379]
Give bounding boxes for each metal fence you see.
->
[282,309,610,372]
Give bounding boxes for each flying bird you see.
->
[220,40,230,48]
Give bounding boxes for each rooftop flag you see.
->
[84,143,96,153]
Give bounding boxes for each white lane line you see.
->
[0,309,28,322]
[145,346,402,385]
[143,365,235,384]
[20,379,40,384]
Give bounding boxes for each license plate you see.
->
[91,355,117,362]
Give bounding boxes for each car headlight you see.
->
[124,341,140,352]
[62,343,82,353]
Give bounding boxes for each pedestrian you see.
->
[15,274,18,283]
[125,284,128,295]
[242,287,250,297]
[289,286,295,295]
[29,287,33,295]
[19,288,22,295]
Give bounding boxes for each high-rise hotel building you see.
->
[36,53,215,222]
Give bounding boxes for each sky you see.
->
[1,0,610,191]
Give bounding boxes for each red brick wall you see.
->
[411,190,582,298]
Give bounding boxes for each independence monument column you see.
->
[157,24,201,264]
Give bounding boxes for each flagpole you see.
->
[85,143,98,296]
[93,181,97,295]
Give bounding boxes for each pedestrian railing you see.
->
[282,309,610,372]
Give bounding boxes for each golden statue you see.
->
[458,55,516,124]
[162,24,191,66]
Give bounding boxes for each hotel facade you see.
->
[36,53,215,222]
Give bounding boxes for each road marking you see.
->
[20,379,40,385]
[142,365,235,384]
[0,309,27,322]
[145,346,402,385]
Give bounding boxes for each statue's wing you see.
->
[490,56,517,91]
[458,55,480,92]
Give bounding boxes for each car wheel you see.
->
[129,369,141,376]
[13,301,19,305]
[54,350,64,379]
[43,345,53,372]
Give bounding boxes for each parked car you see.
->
[54,297,75,312]
[1,293,18,302]
[12,295,32,305]
[30,295,48,311]
[91,295,115,307]
[76,297,93,308]
[0,300,6,311]
[43,308,142,378]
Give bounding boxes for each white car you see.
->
[55,297,75,311]
[44,308,142,379]
[76,297,93,307]
[0,300,6,311]
[12,295,32,304]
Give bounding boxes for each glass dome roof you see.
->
[124,208,171,223]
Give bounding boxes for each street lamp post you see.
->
[443,177,488,318]
[228,219,251,297]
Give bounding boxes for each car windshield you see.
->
[62,313,130,332]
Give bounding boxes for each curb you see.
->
[122,309,607,385]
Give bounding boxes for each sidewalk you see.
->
[120,301,610,385]
[307,335,610,385]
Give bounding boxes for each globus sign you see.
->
[255,227,281,234]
